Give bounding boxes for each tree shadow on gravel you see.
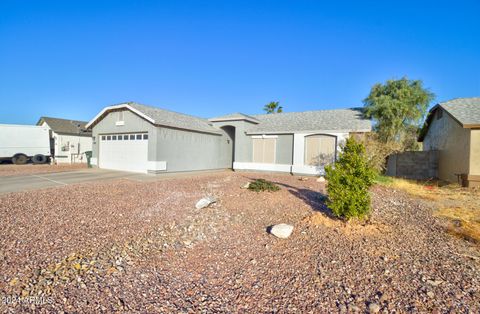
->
[244,176,337,219]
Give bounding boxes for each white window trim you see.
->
[234,162,291,173]
[251,134,278,139]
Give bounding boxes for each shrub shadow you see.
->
[242,175,337,219]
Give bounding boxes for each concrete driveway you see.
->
[0,169,151,194]
[0,168,230,194]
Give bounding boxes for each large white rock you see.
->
[195,197,216,209]
[269,224,294,239]
[241,182,251,189]
[316,176,326,182]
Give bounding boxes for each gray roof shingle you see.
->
[244,108,371,134]
[439,97,480,126]
[37,117,91,136]
[127,102,221,134]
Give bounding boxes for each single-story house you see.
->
[85,102,371,175]
[37,117,92,164]
[418,97,480,187]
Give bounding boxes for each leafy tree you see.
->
[325,137,376,220]
[363,77,434,144]
[263,101,283,114]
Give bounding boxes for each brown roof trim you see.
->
[463,124,480,128]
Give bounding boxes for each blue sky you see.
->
[1,0,479,124]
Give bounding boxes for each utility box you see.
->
[85,151,93,168]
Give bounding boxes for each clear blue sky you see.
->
[1,0,479,124]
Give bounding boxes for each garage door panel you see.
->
[99,133,148,173]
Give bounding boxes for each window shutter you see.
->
[252,137,276,163]
[304,135,336,166]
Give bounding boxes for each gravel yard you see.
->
[0,172,479,313]
[0,164,87,177]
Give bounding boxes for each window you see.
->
[124,135,128,140]
[130,134,135,140]
[61,141,70,152]
[118,134,123,140]
[304,135,336,166]
[118,111,124,122]
[136,134,142,140]
[112,135,117,140]
[107,135,111,141]
[101,135,106,141]
[143,134,148,140]
[252,137,276,163]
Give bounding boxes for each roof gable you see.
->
[87,102,221,135]
[439,97,480,127]
[37,117,91,136]
[418,97,480,141]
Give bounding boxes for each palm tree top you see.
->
[263,101,283,114]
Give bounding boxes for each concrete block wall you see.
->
[386,151,439,180]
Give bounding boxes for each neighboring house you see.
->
[418,97,480,187]
[85,102,371,175]
[37,117,92,164]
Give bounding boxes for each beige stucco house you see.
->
[418,97,480,187]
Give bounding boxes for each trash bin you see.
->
[85,151,93,168]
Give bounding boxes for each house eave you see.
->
[208,117,260,124]
[86,103,155,129]
[153,123,222,136]
[245,128,371,135]
[87,103,221,135]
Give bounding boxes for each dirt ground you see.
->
[0,172,479,313]
[378,177,480,244]
[0,164,87,177]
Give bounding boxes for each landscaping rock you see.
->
[316,176,326,182]
[1,172,479,312]
[269,224,294,239]
[241,182,251,189]
[427,279,443,287]
[368,302,380,313]
[195,197,216,209]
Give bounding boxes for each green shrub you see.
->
[325,138,376,220]
[248,179,280,192]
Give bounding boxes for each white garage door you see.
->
[99,133,149,173]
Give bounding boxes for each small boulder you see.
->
[241,182,251,189]
[269,224,294,239]
[427,279,443,287]
[316,176,326,182]
[368,302,380,313]
[195,197,216,209]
